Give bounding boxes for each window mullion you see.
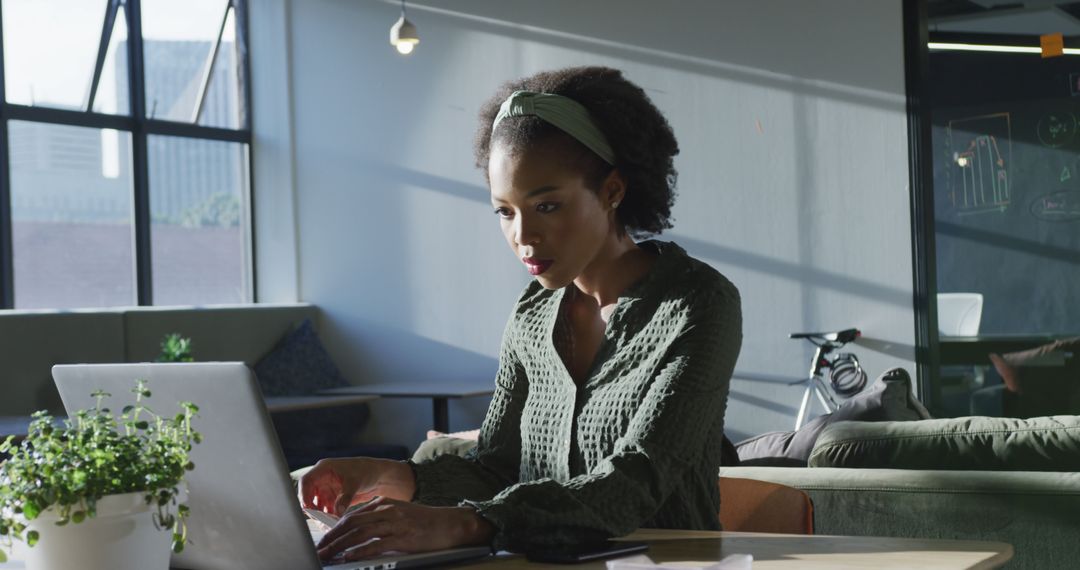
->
[192,2,233,124]
[126,0,152,306]
[0,7,13,309]
[86,0,122,112]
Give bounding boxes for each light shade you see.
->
[390,14,419,54]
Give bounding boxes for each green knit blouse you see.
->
[411,240,742,552]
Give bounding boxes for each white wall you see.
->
[254,0,915,449]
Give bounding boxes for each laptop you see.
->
[52,362,491,570]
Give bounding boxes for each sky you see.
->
[2,0,236,112]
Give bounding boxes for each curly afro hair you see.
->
[474,66,679,238]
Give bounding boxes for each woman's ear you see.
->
[601,169,627,210]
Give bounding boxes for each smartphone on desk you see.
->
[525,541,649,564]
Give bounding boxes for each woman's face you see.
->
[488,141,616,290]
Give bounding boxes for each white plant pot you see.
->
[21,491,173,570]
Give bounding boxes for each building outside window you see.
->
[0,0,252,309]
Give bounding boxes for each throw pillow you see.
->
[254,318,348,397]
[808,415,1080,471]
[736,367,930,467]
[254,318,363,452]
[412,435,479,463]
[427,429,480,440]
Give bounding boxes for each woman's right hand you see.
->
[297,458,417,516]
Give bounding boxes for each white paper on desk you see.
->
[304,508,340,530]
[606,553,752,570]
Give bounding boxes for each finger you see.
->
[298,470,318,509]
[332,480,378,516]
[341,496,388,518]
[318,520,396,561]
[299,466,340,510]
[317,505,389,549]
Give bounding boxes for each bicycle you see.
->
[788,328,868,429]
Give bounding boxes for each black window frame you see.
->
[903,0,939,408]
[0,0,255,308]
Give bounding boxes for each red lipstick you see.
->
[523,257,553,276]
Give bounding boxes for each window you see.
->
[907,0,1080,418]
[0,0,252,308]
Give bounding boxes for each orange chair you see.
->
[718,477,813,534]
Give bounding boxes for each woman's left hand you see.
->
[315,497,495,562]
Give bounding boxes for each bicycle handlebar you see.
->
[789,328,861,344]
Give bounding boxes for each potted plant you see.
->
[157,333,194,363]
[0,380,200,570]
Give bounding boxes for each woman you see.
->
[299,66,742,562]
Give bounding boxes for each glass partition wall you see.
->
[911,0,1080,418]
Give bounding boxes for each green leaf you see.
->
[26,530,39,547]
[72,511,86,524]
[22,501,40,520]
[134,421,149,430]
[0,549,7,562]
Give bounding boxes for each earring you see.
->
[611,201,620,209]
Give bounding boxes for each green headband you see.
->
[492,90,616,165]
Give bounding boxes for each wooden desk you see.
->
[0,528,1012,569]
[317,381,495,433]
[462,529,1013,570]
[938,335,1073,365]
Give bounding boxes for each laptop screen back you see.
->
[53,362,322,570]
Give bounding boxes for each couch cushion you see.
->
[0,310,126,414]
[123,303,319,364]
[736,367,929,466]
[809,415,1080,470]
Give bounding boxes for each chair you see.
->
[938,293,986,397]
[718,477,813,534]
[937,293,983,337]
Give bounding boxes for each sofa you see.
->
[0,303,407,467]
[722,414,1080,570]
[414,412,1080,569]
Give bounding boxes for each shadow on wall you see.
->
[319,313,499,383]
[398,1,903,111]
[856,337,916,362]
[728,389,799,418]
[671,234,911,310]
[328,157,914,315]
[317,314,500,446]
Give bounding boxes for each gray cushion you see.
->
[809,415,1080,471]
[412,436,478,463]
[254,318,347,397]
[736,367,929,466]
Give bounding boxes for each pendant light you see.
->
[390,0,419,55]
